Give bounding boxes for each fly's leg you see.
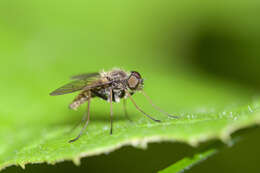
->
[69,111,87,133]
[141,90,179,119]
[109,88,113,135]
[125,89,161,122]
[69,98,91,143]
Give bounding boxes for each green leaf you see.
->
[1,1,260,172]
[1,57,260,171]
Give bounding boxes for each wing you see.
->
[70,72,99,80]
[50,73,106,96]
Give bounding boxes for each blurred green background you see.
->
[1,0,260,172]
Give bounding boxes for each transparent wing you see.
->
[70,72,99,80]
[50,79,92,96]
[50,73,102,96]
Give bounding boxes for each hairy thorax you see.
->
[70,69,132,110]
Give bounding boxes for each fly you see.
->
[50,68,178,143]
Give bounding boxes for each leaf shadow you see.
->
[49,111,128,128]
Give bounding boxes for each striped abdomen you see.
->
[69,90,90,110]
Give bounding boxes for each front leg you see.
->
[109,88,113,135]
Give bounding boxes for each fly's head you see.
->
[127,71,144,91]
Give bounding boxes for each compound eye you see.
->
[131,71,141,79]
[127,75,139,89]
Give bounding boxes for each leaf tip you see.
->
[72,157,81,166]
[220,132,231,143]
[188,138,199,147]
[18,163,26,169]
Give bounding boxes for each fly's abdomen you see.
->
[69,91,90,110]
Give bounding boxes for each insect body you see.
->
[69,69,135,110]
[50,68,177,142]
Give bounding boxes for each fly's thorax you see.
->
[97,87,126,102]
[101,69,129,82]
[113,88,126,102]
[110,69,128,79]
[91,86,111,102]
